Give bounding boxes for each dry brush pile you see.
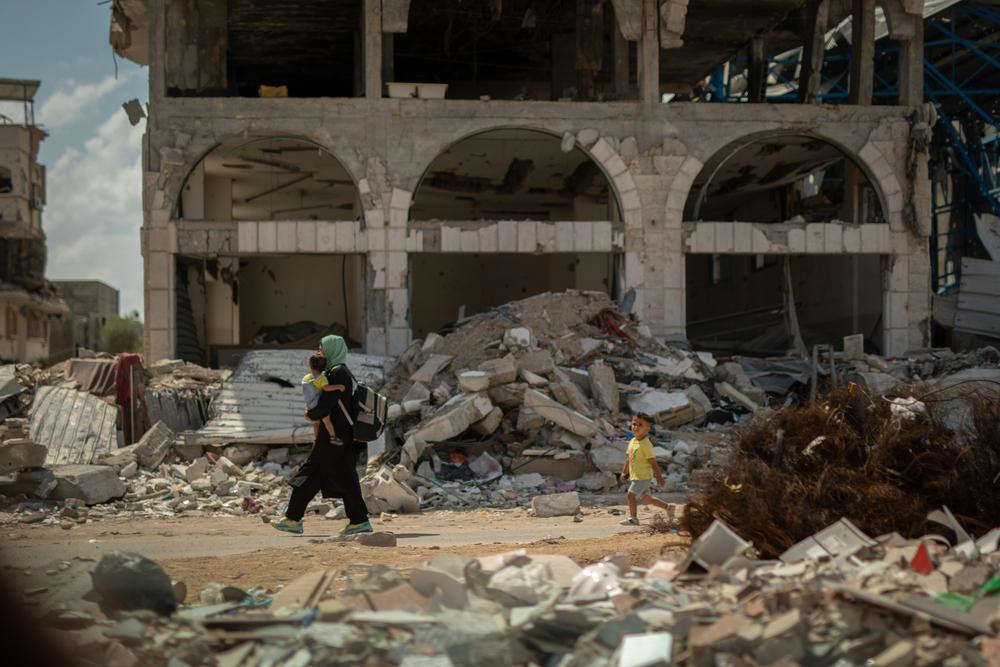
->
[685,383,1000,557]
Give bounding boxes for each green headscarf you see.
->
[320,335,348,372]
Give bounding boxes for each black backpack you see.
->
[333,365,388,442]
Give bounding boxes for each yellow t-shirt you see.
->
[627,436,656,480]
[303,373,328,390]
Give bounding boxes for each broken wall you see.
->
[410,252,616,337]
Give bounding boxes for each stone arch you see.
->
[167,132,363,222]
[408,125,631,226]
[674,130,893,226]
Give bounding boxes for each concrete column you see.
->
[748,36,767,103]
[899,18,924,106]
[849,0,876,105]
[364,0,383,100]
[148,0,167,102]
[639,0,660,108]
[797,0,829,104]
[614,19,631,98]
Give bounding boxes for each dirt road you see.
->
[2,505,688,602]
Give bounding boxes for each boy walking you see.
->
[619,412,672,526]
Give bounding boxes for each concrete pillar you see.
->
[148,0,167,102]
[613,19,631,98]
[364,0,383,100]
[798,0,830,104]
[899,18,924,106]
[849,0,876,105]
[748,36,767,103]
[639,0,660,108]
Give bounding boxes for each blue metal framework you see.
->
[708,2,1000,293]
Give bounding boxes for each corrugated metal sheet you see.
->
[955,258,1000,339]
[188,350,392,446]
[29,386,120,465]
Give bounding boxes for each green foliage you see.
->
[100,316,143,354]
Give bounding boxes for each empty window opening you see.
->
[685,135,885,224]
[178,136,360,222]
[166,0,362,97]
[411,129,621,223]
[391,0,633,101]
[175,254,365,367]
[686,254,884,356]
[0,166,11,194]
[411,252,619,337]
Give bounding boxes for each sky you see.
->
[1,0,148,316]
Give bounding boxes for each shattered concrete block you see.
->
[503,327,534,348]
[0,438,47,474]
[627,390,695,426]
[523,389,598,437]
[472,407,504,436]
[517,349,555,375]
[590,444,627,473]
[173,442,204,460]
[458,371,490,393]
[266,448,288,464]
[410,354,454,384]
[531,492,581,517]
[361,465,420,513]
[479,355,519,386]
[402,399,424,414]
[843,333,865,361]
[684,384,712,423]
[516,408,546,432]
[28,465,125,505]
[215,456,244,477]
[412,393,494,443]
[488,382,527,409]
[120,461,138,479]
[716,381,760,413]
[560,132,576,153]
[183,457,210,482]
[135,421,175,469]
[550,381,593,417]
[356,532,398,547]
[96,443,140,472]
[520,369,548,387]
[576,471,618,491]
[402,382,430,404]
[716,363,766,405]
[388,404,404,420]
[421,332,444,353]
[587,363,620,413]
[222,444,268,466]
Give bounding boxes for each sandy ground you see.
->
[1,505,689,603]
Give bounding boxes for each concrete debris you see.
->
[7,507,1000,666]
[135,420,175,468]
[530,491,581,517]
[0,438,46,474]
[361,465,421,514]
[587,362,619,413]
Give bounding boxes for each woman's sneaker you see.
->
[272,518,304,534]
[620,517,640,526]
[340,520,373,536]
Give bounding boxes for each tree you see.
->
[100,316,143,354]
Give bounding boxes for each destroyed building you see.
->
[0,78,66,363]
[113,0,933,364]
[49,280,121,360]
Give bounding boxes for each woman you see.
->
[273,335,372,535]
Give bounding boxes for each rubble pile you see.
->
[13,515,998,666]
[686,382,1000,558]
[144,359,230,433]
[378,291,739,510]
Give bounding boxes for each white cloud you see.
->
[44,109,145,316]
[38,74,128,131]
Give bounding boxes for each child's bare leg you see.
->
[322,416,336,437]
[641,494,671,511]
[312,422,320,439]
[627,491,638,518]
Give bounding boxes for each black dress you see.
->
[285,365,368,523]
